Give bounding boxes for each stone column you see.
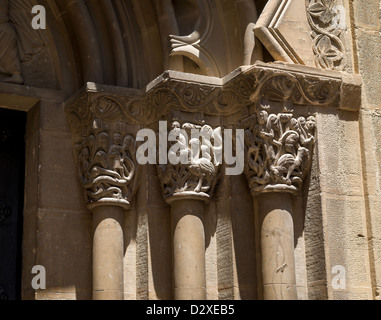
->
[254,189,297,300]
[243,105,317,300]
[169,196,208,300]
[157,121,221,300]
[66,96,139,300]
[92,205,125,300]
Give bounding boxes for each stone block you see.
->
[38,130,86,211]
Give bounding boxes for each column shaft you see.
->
[256,192,297,300]
[92,206,124,300]
[171,199,206,300]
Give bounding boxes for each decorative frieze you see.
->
[251,67,341,106]
[242,103,317,194]
[66,62,360,127]
[306,0,346,70]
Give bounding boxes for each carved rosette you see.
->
[66,95,139,210]
[242,104,317,195]
[157,121,221,204]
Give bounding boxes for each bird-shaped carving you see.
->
[188,138,215,193]
[271,147,309,185]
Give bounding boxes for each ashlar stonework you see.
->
[0,0,379,301]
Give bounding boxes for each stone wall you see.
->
[353,0,381,300]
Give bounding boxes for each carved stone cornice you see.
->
[241,103,317,195]
[65,62,362,127]
[156,120,221,204]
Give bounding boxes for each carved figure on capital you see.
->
[243,104,317,194]
[157,120,222,202]
[74,120,138,210]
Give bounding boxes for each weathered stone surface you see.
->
[1,0,381,302]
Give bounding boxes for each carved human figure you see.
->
[0,0,23,84]
[90,132,109,172]
[304,116,317,146]
[168,121,189,164]
[78,146,90,184]
[271,131,309,186]
[109,133,125,175]
[9,0,46,63]
[120,135,136,182]
[152,0,184,71]
[236,0,262,65]
[243,105,316,192]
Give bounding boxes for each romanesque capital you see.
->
[156,120,222,204]
[242,103,316,195]
[65,61,359,206]
[66,95,139,210]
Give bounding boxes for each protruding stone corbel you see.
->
[157,120,221,300]
[66,95,140,300]
[242,103,317,300]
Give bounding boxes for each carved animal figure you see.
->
[271,147,309,185]
[188,138,215,193]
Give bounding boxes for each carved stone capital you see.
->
[157,120,221,204]
[65,62,360,203]
[66,95,139,210]
[242,104,316,195]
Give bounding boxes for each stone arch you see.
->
[3,0,265,97]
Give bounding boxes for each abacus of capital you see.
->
[65,61,361,300]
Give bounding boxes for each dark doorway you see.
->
[0,108,26,300]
